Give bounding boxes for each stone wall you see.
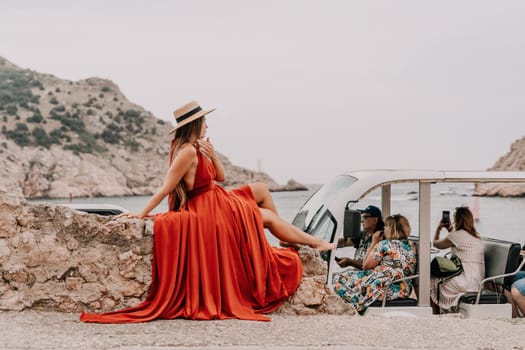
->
[0,191,352,316]
[0,190,153,312]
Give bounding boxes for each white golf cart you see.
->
[292,170,525,318]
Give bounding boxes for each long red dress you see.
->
[80,148,302,323]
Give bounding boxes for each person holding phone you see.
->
[431,206,485,313]
[336,205,385,269]
[441,210,451,227]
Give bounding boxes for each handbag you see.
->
[431,255,463,280]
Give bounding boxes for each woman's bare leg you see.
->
[260,208,335,252]
[249,182,335,251]
[249,182,278,214]
[505,289,519,318]
[430,298,440,315]
[249,182,294,248]
[511,287,525,317]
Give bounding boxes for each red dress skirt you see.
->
[80,150,302,323]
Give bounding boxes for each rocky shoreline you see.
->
[0,134,307,200]
[474,136,525,197]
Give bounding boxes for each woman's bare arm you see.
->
[131,146,196,218]
[198,138,225,182]
[433,223,454,249]
[361,231,383,269]
[433,237,454,250]
[337,257,363,269]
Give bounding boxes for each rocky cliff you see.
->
[0,190,352,316]
[475,136,525,197]
[0,57,306,199]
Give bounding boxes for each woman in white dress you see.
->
[430,206,485,313]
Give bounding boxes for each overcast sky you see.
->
[1,0,524,184]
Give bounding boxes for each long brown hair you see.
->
[169,117,205,211]
[454,206,479,238]
[384,214,411,240]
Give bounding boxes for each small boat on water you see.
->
[292,169,525,318]
[439,187,468,196]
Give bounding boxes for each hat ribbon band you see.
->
[176,106,202,123]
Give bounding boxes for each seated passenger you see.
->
[336,205,385,269]
[506,247,525,318]
[430,206,484,314]
[333,214,417,315]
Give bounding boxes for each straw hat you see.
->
[169,101,216,134]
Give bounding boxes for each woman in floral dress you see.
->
[333,214,417,314]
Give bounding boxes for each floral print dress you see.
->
[333,239,417,314]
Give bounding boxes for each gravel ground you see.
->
[1,311,525,350]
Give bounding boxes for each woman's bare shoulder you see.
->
[177,143,198,156]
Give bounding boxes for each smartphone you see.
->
[441,210,450,224]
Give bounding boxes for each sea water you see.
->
[30,183,525,247]
[30,187,315,247]
[354,182,525,246]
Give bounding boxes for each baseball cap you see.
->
[359,205,382,218]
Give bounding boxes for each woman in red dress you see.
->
[80,101,334,323]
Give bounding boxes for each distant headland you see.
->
[0,57,306,199]
[474,135,525,197]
